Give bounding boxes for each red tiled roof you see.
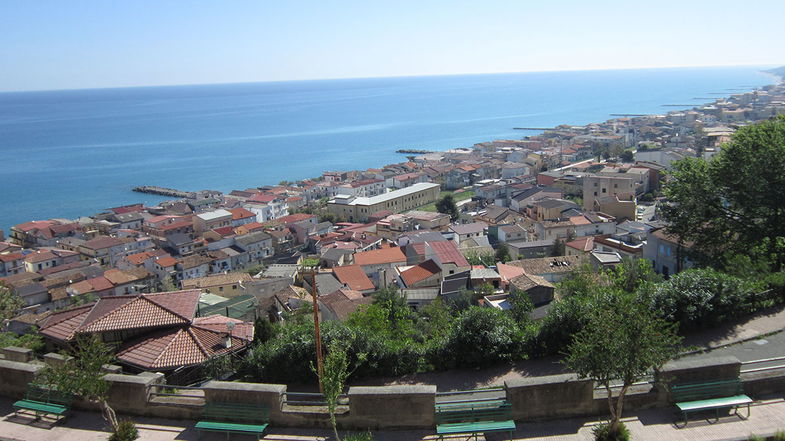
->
[566,236,595,252]
[125,252,153,266]
[115,323,247,371]
[25,251,57,264]
[192,315,254,341]
[353,247,406,266]
[211,226,235,237]
[332,265,375,292]
[276,213,317,225]
[427,241,470,267]
[0,253,24,263]
[40,290,201,343]
[228,207,255,220]
[83,236,123,250]
[496,262,526,282]
[14,220,56,233]
[155,256,178,267]
[248,193,278,203]
[400,259,441,287]
[569,215,591,226]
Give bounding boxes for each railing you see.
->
[741,356,785,374]
[435,387,505,404]
[284,391,348,406]
[149,384,206,398]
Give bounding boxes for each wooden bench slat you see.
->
[437,420,516,434]
[195,421,268,433]
[677,395,753,412]
[14,400,69,415]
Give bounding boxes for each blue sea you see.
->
[0,66,776,232]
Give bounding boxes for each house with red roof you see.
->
[39,290,253,378]
[397,259,442,288]
[332,265,375,293]
[352,246,407,277]
[423,241,471,276]
[0,253,26,277]
[228,207,256,227]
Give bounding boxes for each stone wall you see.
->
[0,349,781,429]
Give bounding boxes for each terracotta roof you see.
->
[103,268,150,285]
[427,241,470,267]
[228,207,256,220]
[332,265,375,292]
[319,289,373,321]
[0,253,24,263]
[25,250,58,264]
[192,315,254,341]
[125,251,153,266]
[400,259,441,287]
[181,272,253,290]
[569,215,591,226]
[495,262,526,282]
[506,255,585,275]
[510,273,555,291]
[354,247,406,266]
[115,323,247,371]
[565,236,595,252]
[275,213,317,225]
[155,256,178,267]
[40,290,200,342]
[82,236,124,250]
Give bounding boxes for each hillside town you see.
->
[0,80,784,384]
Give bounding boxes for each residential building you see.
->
[327,182,441,223]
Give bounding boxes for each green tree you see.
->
[662,116,785,270]
[312,341,364,441]
[161,276,178,292]
[465,250,494,266]
[436,306,526,369]
[0,281,23,320]
[564,291,681,436]
[37,335,121,431]
[253,316,278,344]
[619,150,634,163]
[551,238,565,257]
[508,289,534,323]
[609,257,661,293]
[435,194,459,220]
[495,243,512,263]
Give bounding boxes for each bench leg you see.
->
[735,403,751,420]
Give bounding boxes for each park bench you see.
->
[195,401,270,440]
[12,383,73,423]
[435,399,515,441]
[670,378,752,427]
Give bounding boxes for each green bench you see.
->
[435,399,515,441]
[195,402,270,440]
[12,383,73,424]
[670,378,752,427]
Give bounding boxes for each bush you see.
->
[431,306,527,369]
[108,419,139,441]
[592,421,630,441]
[535,294,593,356]
[643,268,758,331]
[343,432,374,441]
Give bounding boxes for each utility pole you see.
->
[304,263,325,393]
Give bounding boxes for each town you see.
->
[1,76,785,441]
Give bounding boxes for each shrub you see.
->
[432,306,527,369]
[643,268,757,331]
[592,421,630,441]
[343,432,374,441]
[535,294,593,356]
[774,429,785,441]
[108,419,139,441]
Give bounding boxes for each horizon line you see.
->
[1,62,779,94]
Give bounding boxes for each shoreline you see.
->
[0,67,781,231]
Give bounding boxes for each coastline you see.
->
[0,66,779,231]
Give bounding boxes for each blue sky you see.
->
[1,0,783,91]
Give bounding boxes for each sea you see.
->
[0,66,776,232]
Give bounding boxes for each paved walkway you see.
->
[354,303,785,392]
[2,396,785,441]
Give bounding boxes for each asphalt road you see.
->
[680,329,785,371]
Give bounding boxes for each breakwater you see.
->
[132,186,193,198]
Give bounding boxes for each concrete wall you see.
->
[348,385,437,429]
[0,349,780,429]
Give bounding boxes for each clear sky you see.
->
[1,0,783,92]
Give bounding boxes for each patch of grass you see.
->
[418,190,474,212]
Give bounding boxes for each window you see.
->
[602,188,606,193]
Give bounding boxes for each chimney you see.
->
[224,322,236,349]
